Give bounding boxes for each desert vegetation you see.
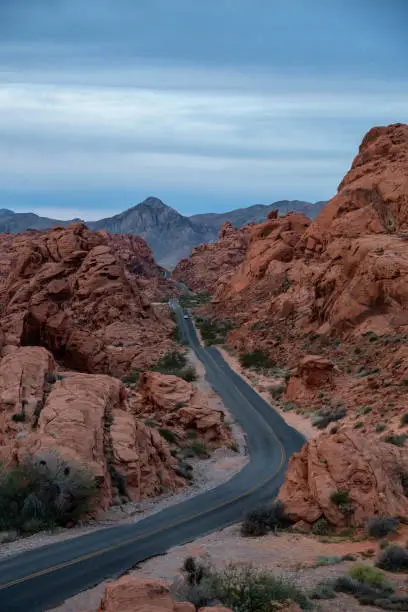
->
[0,453,97,534]
[174,556,311,611]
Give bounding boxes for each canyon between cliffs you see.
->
[1,124,408,612]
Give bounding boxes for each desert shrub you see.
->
[196,316,234,346]
[0,453,97,533]
[315,555,342,566]
[348,564,391,589]
[377,546,408,572]
[179,292,211,308]
[312,406,347,429]
[213,563,310,612]
[376,422,387,433]
[241,501,290,537]
[153,351,197,382]
[11,411,26,423]
[330,490,349,505]
[190,442,209,458]
[181,366,197,382]
[334,574,396,607]
[310,581,336,599]
[312,517,332,536]
[158,428,177,444]
[175,561,311,612]
[401,413,408,426]
[384,434,408,447]
[269,383,286,400]
[366,517,399,539]
[121,369,140,385]
[239,350,274,370]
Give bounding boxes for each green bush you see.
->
[196,316,234,346]
[190,442,209,458]
[312,517,332,536]
[401,413,408,427]
[310,581,336,600]
[158,428,177,444]
[11,411,26,423]
[181,366,197,382]
[153,351,197,382]
[330,490,349,505]
[239,350,274,370]
[315,555,342,566]
[348,564,390,589]
[121,370,140,385]
[241,501,290,537]
[311,406,347,429]
[377,545,408,572]
[0,453,97,533]
[384,434,408,447]
[366,517,399,539]
[213,563,310,612]
[376,422,387,433]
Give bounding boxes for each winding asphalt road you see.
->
[0,303,305,612]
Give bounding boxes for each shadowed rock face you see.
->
[0,222,174,376]
[173,221,251,293]
[279,430,408,527]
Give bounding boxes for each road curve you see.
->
[0,303,305,612]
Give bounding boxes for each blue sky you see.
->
[0,0,407,219]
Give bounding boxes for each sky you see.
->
[0,0,407,220]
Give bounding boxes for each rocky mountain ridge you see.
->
[0,197,325,269]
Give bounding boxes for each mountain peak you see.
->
[139,196,169,210]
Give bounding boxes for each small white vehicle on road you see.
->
[183,314,189,319]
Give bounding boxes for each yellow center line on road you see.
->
[0,312,286,591]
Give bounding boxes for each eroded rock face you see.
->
[173,222,251,293]
[0,222,174,376]
[185,124,408,431]
[134,372,231,447]
[279,430,408,527]
[92,576,197,612]
[0,347,182,505]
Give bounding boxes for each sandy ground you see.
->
[51,523,408,612]
[0,350,248,561]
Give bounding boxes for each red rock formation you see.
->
[185,124,408,431]
[92,576,197,612]
[173,221,251,293]
[279,430,408,527]
[133,372,231,448]
[0,222,174,376]
[0,347,182,505]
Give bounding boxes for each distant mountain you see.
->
[0,211,76,233]
[88,197,215,269]
[189,200,326,229]
[0,197,326,268]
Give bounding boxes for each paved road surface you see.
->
[0,303,305,611]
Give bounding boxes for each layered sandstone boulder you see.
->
[279,430,408,527]
[134,372,231,447]
[0,347,182,505]
[92,576,197,612]
[173,221,250,293]
[0,222,174,376]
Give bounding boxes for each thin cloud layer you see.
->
[0,0,407,216]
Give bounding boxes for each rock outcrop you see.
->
[279,430,408,527]
[0,347,182,506]
[91,576,197,612]
[181,124,408,432]
[133,372,231,448]
[173,222,251,293]
[0,222,174,376]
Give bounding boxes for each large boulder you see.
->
[135,372,231,447]
[93,576,196,612]
[279,430,408,527]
